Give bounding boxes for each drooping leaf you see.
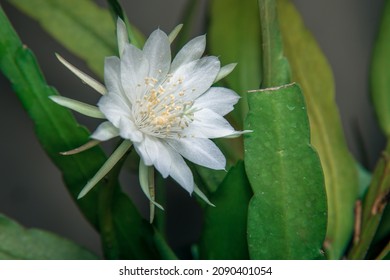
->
[277,0,358,259]
[371,0,390,137]
[199,161,252,259]
[244,83,327,259]
[209,0,262,125]
[0,7,163,259]
[7,0,116,78]
[0,214,98,259]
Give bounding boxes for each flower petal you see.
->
[166,56,220,102]
[166,138,226,170]
[184,108,237,138]
[116,18,128,57]
[120,43,149,103]
[118,117,143,143]
[170,35,206,72]
[194,87,240,116]
[134,137,194,193]
[134,136,171,177]
[90,121,120,141]
[98,92,131,124]
[56,54,107,95]
[143,29,171,80]
[104,56,122,95]
[167,149,194,193]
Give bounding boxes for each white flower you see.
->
[50,19,249,210]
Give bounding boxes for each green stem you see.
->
[258,0,291,88]
[348,142,390,259]
[98,142,133,259]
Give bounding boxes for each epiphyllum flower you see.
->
[50,19,249,215]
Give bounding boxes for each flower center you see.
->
[133,75,194,139]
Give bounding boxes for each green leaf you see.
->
[7,0,117,78]
[208,0,262,125]
[277,0,358,259]
[371,0,390,136]
[199,161,252,259]
[244,83,327,259]
[0,214,98,259]
[0,6,162,259]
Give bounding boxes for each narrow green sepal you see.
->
[194,184,215,207]
[139,160,165,213]
[49,96,105,119]
[214,63,237,83]
[168,24,183,44]
[56,53,107,95]
[78,140,132,199]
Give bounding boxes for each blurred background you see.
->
[0,0,386,257]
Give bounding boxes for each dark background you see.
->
[0,0,386,257]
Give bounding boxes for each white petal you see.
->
[56,54,107,95]
[118,117,143,143]
[98,93,131,125]
[104,56,122,95]
[166,56,220,102]
[134,137,194,193]
[170,35,206,72]
[121,44,149,103]
[49,96,105,119]
[194,87,240,116]
[214,63,237,83]
[184,108,237,138]
[168,24,183,43]
[116,18,128,57]
[168,149,194,193]
[143,29,171,80]
[134,136,171,177]
[167,138,225,170]
[78,140,132,199]
[90,121,120,141]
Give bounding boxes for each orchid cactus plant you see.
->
[0,0,388,260]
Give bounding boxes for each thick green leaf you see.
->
[371,0,390,136]
[244,83,327,259]
[199,161,252,259]
[209,0,262,125]
[0,214,98,259]
[277,0,358,259]
[0,7,162,259]
[7,0,117,78]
